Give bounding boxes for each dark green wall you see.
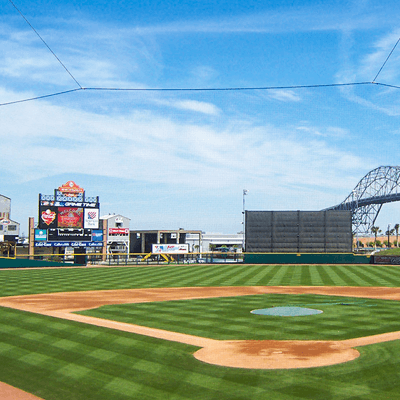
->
[244,253,371,264]
[0,258,83,269]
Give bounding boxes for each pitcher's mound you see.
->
[194,340,360,369]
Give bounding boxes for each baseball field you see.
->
[1,263,400,399]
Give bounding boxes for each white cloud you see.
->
[296,124,349,138]
[268,90,302,102]
[153,98,221,115]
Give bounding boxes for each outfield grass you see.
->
[1,264,400,399]
[377,248,400,255]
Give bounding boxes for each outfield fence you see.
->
[1,250,244,267]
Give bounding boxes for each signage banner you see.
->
[152,244,189,254]
[84,208,99,229]
[109,228,129,235]
[92,230,103,242]
[34,241,103,248]
[58,207,83,228]
[34,229,47,241]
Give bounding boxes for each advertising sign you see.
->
[34,241,103,248]
[152,244,189,254]
[109,228,129,235]
[92,230,103,242]
[58,181,85,197]
[34,229,47,241]
[40,207,57,228]
[84,208,99,229]
[58,207,83,228]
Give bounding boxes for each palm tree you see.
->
[371,226,381,250]
[385,228,395,248]
[395,224,400,248]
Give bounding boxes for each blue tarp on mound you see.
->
[251,306,323,316]
[0,258,83,269]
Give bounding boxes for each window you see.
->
[8,225,17,231]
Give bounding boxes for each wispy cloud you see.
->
[0,87,366,196]
[129,3,399,35]
[153,98,221,115]
[268,90,302,102]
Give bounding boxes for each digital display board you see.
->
[48,228,92,242]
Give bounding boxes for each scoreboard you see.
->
[35,181,103,248]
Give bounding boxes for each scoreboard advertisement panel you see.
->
[57,207,83,228]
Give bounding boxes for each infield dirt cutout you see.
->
[2,286,400,374]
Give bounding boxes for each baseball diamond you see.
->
[1,263,400,399]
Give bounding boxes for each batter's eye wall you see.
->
[245,211,352,253]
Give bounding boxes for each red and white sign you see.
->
[109,228,129,235]
[41,209,56,226]
[58,181,84,197]
[58,207,83,228]
[0,218,11,225]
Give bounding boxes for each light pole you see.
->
[242,189,248,251]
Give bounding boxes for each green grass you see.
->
[2,264,400,399]
[377,248,400,255]
[77,294,400,341]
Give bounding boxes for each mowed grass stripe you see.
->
[221,265,265,286]
[4,265,400,297]
[184,264,236,286]
[308,265,325,285]
[334,266,371,286]
[344,265,394,287]
[359,265,400,287]
[317,265,348,286]
[244,265,281,286]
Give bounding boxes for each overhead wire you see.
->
[0,89,83,107]
[372,37,400,82]
[2,1,400,107]
[7,0,82,89]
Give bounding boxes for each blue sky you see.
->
[1,0,400,235]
